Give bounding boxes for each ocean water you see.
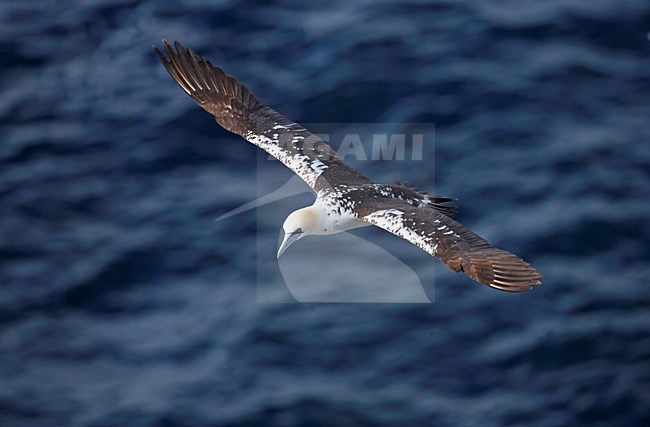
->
[1,0,649,425]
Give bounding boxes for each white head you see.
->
[277,206,319,258]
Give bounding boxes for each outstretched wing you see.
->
[154,40,371,192]
[356,199,542,291]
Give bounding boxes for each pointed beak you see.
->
[277,232,302,259]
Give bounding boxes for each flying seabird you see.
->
[154,40,543,292]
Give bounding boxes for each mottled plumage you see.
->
[155,40,542,291]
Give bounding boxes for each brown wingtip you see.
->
[153,45,165,62]
[488,277,542,292]
[460,247,543,292]
[487,267,543,292]
[157,39,173,58]
[154,40,266,136]
[153,39,168,58]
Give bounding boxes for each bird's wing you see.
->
[355,198,542,291]
[154,40,371,191]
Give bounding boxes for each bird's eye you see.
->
[290,228,303,236]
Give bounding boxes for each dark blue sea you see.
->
[1,1,649,425]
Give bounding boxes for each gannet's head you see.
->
[277,206,318,258]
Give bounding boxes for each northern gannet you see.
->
[154,41,542,292]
